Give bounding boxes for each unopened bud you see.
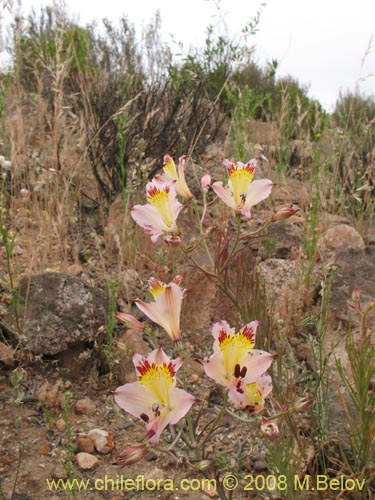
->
[117,444,147,466]
[271,204,299,222]
[348,288,362,311]
[292,394,313,413]
[260,418,279,440]
[163,154,173,165]
[116,312,146,332]
[201,172,211,191]
[194,460,213,471]
[165,234,182,247]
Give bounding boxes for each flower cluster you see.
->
[131,154,275,243]
[115,348,196,445]
[201,320,274,413]
[115,153,279,458]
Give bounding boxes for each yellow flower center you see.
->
[147,186,173,227]
[138,360,175,406]
[244,382,262,409]
[219,331,255,377]
[148,278,166,298]
[228,164,255,206]
[163,158,178,181]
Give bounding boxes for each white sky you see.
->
[2,0,375,111]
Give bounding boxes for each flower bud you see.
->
[292,394,313,413]
[164,233,182,247]
[116,312,146,332]
[271,204,299,222]
[260,418,279,440]
[201,172,211,191]
[348,288,362,311]
[194,460,213,471]
[116,444,147,466]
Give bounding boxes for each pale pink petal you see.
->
[135,299,169,333]
[145,389,195,445]
[168,387,197,424]
[114,381,154,417]
[211,320,235,352]
[257,374,273,398]
[148,348,184,374]
[146,411,173,445]
[132,352,147,373]
[131,204,168,232]
[241,350,275,383]
[201,172,211,190]
[148,347,171,366]
[211,182,236,210]
[135,282,183,341]
[244,179,273,208]
[227,384,245,406]
[150,232,164,243]
[202,352,228,386]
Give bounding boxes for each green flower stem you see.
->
[200,390,229,447]
[219,214,242,273]
[177,342,199,455]
[180,246,216,278]
[192,198,215,269]
[239,219,272,240]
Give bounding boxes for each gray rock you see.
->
[15,273,108,355]
[259,221,302,259]
[330,245,375,326]
[317,224,365,262]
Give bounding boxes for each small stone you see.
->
[77,435,95,454]
[39,440,52,455]
[87,429,114,454]
[67,263,83,276]
[0,455,11,465]
[0,341,15,367]
[253,460,268,472]
[189,374,199,383]
[75,397,95,415]
[36,380,64,408]
[76,452,100,471]
[56,418,66,432]
[52,464,68,480]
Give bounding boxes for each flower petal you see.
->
[135,282,183,341]
[211,182,236,210]
[244,179,273,209]
[168,387,197,425]
[131,204,169,233]
[114,381,154,418]
[202,351,228,386]
[241,350,275,383]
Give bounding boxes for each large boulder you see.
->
[14,273,108,355]
[317,224,365,262]
[330,245,375,326]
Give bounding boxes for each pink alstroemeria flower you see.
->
[131,177,184,243]
[135,276,186,342]
[114,348,196,445]
[163,154,193,200]
[201,172,211,191]
[116,312,146,332]
[235,373,273,414]
[202,320,274,407]
[212,158,273,219]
